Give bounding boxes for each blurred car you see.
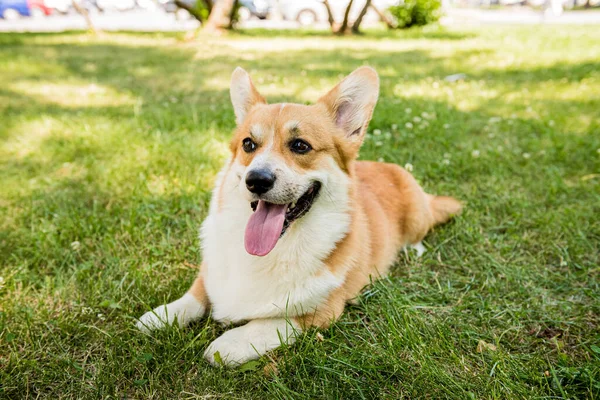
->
[44,0,101,14]
[161,0,270,20]
[278,0,324,25]
[239,0,270,20]
[161,0,194,13]
[44,0,70,13]
[0,0,30,19]
[96,0,136,11]
[28,0,53,17]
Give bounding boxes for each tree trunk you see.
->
[72,0,98,34]
[227,0,239,29]
[175,0,205,23]
[351,0,372,33]
[370,2,396,29]
[322,0,337,32]
[204,0,235,33]
[336,0,355,35]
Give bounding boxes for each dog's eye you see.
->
[290,139,312,154]
[242,138,257,153]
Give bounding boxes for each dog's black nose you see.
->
[246,169,276,194]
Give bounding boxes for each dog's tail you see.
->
[427,194,462,226]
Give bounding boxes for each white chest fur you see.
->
[200,162,351,323]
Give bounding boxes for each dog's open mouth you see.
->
[245,182,321,257]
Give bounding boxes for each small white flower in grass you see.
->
[375,141,383,147]
[443,152,451,159]
[443,123,450,129]
[377,157,385,162]
[391,124,398,130]
[97,313,106,321]
[405,108,412,114]
[413,116,422,123]
[442,159,451,165]
[471,150,480,158]
[405,122,413,129]
[373,129,381,136]
[384,132,392,139]
[523,153,531,159]
[549,120,555,126]
[404,163,414,172]
[596,148,600,155]
[71,241,81,251]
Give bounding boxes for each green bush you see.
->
[388,0,442,29]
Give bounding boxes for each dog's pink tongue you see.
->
[245,200,287,256]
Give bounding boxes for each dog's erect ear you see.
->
[230,67,266,125]
[318,66,379,144]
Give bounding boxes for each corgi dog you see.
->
[136,66,461,367]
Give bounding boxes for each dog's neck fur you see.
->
[199,157,353,323]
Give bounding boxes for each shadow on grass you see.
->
[1,30,599,400]
[2,32,598,255]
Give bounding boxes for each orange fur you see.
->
[187,269,209,307]
[296,162,462,329]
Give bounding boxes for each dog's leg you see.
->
[136,272,208,333]
[204,318,300,367]
[411,241,426,258]
[295,286,347,329]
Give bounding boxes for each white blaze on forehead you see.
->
[279,103,286,115]
[250,124,266,140]
[283,120,300,131]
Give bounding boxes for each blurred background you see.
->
[0,0,598,32]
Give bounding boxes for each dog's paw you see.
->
[204,328,260,367]
[204,319,300,367]
[136,293,205,333]
[136,305,172,333]
[411,242,426,258]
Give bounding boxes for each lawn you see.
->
[0,25,599,399]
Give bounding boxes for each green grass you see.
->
[0,25,599,399]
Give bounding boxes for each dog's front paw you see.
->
[136,293,205,333]
[204,328,259,367]
[136,305,172,333]
[204,319,300,367]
